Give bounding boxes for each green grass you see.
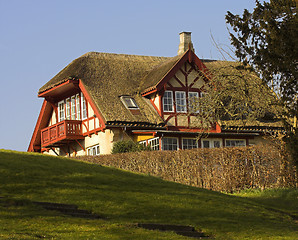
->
[0,149,297,239]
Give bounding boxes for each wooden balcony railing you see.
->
[41,120,84,147]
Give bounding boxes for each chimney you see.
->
[177,32,195,55]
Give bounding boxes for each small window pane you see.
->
[202,140,210,148]
[81,93,87,119]
[71,96,76,120]
[163,91,173,112]
[182,138,198,149]
[76,94,81,120]
[226,139,246,147]
[188,92,199,113]
[176,91,186,112]
[213,141,221,148]
[162,138,178,150]
[121,96,139,109]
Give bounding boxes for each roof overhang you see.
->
[38,79,80,101]
[131,129,260,137]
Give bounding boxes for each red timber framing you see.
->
[141,49,211,97]
[28,100,51,152]
[79,81,106,134]
[28,79,106,152]
[141,49,219,133]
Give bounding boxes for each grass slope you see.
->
[0,150,297,239]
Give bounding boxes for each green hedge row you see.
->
[78,144,297,192]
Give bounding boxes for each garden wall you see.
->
[78,144,297,192]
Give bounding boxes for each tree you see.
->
[225,0,297,164]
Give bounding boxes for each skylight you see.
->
[120,96,139,109]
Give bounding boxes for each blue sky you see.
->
[0,0,256,151]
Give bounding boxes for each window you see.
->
[57,93,84,122]
[182,138,198,149]
[66,98,71,120]
[76,94,81,120]
[71,96,76,120]
[58,101,65,122]
[175,91,186,112]
[188,92,199,113]
[201,139,222,148]
[225,139,246,147]
[202,140,210,148]
[81,93,87,119]
[120,96,139,109]
[87,144,100,155]
[148,137,160,150]
[163,91,173,112]
[162,138,178,150]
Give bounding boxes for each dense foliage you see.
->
[111,140,151,154]
[83,144,297,192]
[226,0,297,112]
[225,0,297,164]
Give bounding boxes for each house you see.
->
[28,32,283,156]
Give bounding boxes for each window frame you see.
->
[163,91,174,112]
[76,94,81,120]
[188,91,199,113]
[65,98,71,120]
[201,138,222,148]
[175,91,187,113]
[81,93,87,120]
[162,137,178,151]
[225,139,246,147]
[87,144,100,156]
[148,137,160,151]
[120,96,139,109]
[58,100,65,122]
[182,138,198,150]
[71,96,76,120]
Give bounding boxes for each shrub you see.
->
[111,140,151,154]
[80,144,297,192]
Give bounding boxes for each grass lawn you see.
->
[0,149,297,239]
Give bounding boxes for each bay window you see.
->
[57,93,87,122]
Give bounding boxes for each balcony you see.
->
[41,120,84,147]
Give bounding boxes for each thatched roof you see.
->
[39,51,282,129]
[39,52,175,124]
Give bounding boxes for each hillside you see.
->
[0,149,297,239]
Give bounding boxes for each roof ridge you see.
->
[81,51,172,59]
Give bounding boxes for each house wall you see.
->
[82,102,102,134]
[162,62,206,128]
[248,136,273,146]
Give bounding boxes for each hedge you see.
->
[77,144,297,192]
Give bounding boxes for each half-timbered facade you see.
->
[28,32,282,156]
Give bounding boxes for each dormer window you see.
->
[120,96,139,109]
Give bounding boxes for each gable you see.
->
[166,62,205,90]
[141,49,211,96]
